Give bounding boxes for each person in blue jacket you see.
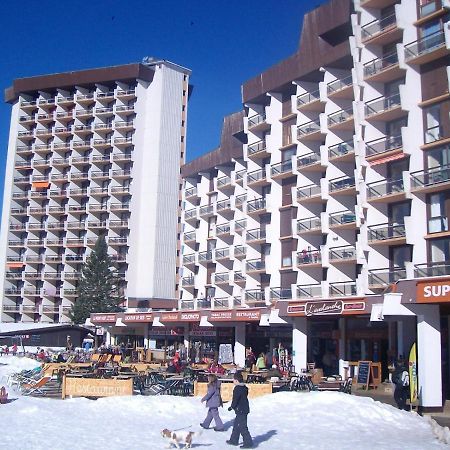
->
[226,371,253,449]
[200,374,224,431]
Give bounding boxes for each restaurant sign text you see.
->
[417,279,450,303]
[287,300,366,317]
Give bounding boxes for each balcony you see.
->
[245,289,266,307]
[365,93,403,121]
[116,89,136,99]
[110,203,130,211]
[329,140,355,163]
[115,120,134,130]
[361,14,400,45]
[248,113,269,132]
[214,273,230,285]
[234,272,245,284]
[67,221,86,229]
[215,248,230,260]
[298,249,321,267]
[270,287,292,301]
[414,261,450,278]
[297,152,322,171]
[246,259,266,273]
[368,223,406,244]
[327,107,354,130]
[182,276,195,288]
[235,169,246,184]
[235,219,246,235]
[297,89,322,111]
[184,208,197,221]
[411,164,450,194]
[198,251,213,263]
[297,119,323,141]
[329,281,357,297]
[63,289,78,297]
[235,194,246,210]
[247,140,269,158]
[216,223,231,237]
[182,253,196,266]
[185,187,197,199]
[368,268,406,288]
[109,220,129,229]
[297,284,322,299]
[246,228,266,244]
[405,30,448,65]
[297,185,323,203]
[329,245,357,264]
[363,52,403,82]
[217,175,232,190]
[271,160,293,179]
[199,204,214,218]
[247,169,267,186]
[234,245,246,259]
[329,211,357,229]
[327,75,353,99]
[367,178,405,202]
[247,197,266,214]
[216,199,232,214]
[366,134,403,160]
[89,204,108,214]
[329,176,356,195]
[115,105,135,114]
[184,231,196,243]
[297,217,322,235]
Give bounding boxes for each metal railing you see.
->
[364,52,399,78]
[297,119,321,136]
[328,140,354,159]
[234,220,246,234]
[246,259,266,272]
[234,272,245,283]
[235,169,246,182]
[215,248,229,259]
[245,290,265,302]
[247,197,266,212]
[298,250,321,265]
[327,75,353,94]
[414,261,450,278]
[199,204,214,216]
[184,231,196,241]
[329,176,355,192]
[182,276,195,286]
[246,228,266,241]
[216,199,231,211]
[235,194,246,208]
[217,175,231,187]
[247,140,267,156]
[367,178,404,199]
[361,14,396,40]
[183,254,196,264]
[297,152,320,167]
[198,251,213,262]
[297,185,321,199]
[248,113,266,128]
[271,160,292,176]
[329,281,357,297]
[411,164,450,189]
[297,89,320,107]
[247,169,266,184]
[366,135,402,157]
[270,287,292,300]
[329,211,356,226]
[368,223,406,241]
[234,246,246,258]
[327,107,353,126]
[405,29,446,61]
[297,217,321,232]
[214,273,229,284]
[369,268,406,286]
[216,224,231,235]
[329,245,356,262]
[365,92,401,117]
[297,284,322,299]
[184,208,197,220]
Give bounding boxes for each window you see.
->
[430,237,450,262]
[428,193,449,233]
[424,104,442,143]
[427,145,450,168]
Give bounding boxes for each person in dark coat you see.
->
[392,358,410,411]
[226,372,253,449]
[200,374,224,431]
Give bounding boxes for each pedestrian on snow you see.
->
[392,357,410,411]
[226,371,253,449]
[200,374,224,432]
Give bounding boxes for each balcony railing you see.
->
[365,93,401,117]
[297,284,322,299]
[235,169,246,183]
[247,140,267,156]
[329,211,356,227]
[361,14,396,41]
[414,261,450,278]
[297,90,320,108]
[198,251,213,262]
[234,272,245,283]
[234,246,246,258]
[405,30,446,61]
[216,199,231,212]
[367,178,404,199]
[297,152,321,168]
[364,52,399,78]
[247,169,266,184]
[327,75,352,94]
[184,208,197,220]
[368,223,406,242]
[271,160,292,176]
[216,223,231,235]
[298,250,321,265]
[366,135,402,157]
[297,217,321,233]
[329,245,356,262]
[235,194,246,209]
[327,107,353,127]
[411,164,450,190]
[245,289,265,303]
[182,276,195,287]
[199,204,214,216]
[247,197,266,213]
[215,248,229,259]
[297,185,321,199]
[297,119,321,137]
[246,228,266,241]
[217,175,231,187]
[270,287,292,300]
[183,254,196,264]
[328,140,355,159]
[184,231,196,242]
[369,268,406,286]
[329,281,357,297]
[235,220,246,234]
[248,113,266,128]
[329,176,355,192]
[214,273,229,284]
[246,259,266,272]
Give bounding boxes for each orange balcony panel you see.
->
[7,262,24,268]
[32,181,50,188]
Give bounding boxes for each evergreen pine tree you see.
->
[69,234,124,324]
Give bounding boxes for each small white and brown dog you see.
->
[161,428,199,449]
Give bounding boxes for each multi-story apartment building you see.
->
[176,0,449,410]
[0,61,190,325]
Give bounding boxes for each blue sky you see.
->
[0,0,325,194]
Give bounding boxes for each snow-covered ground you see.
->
[0,356,449,450]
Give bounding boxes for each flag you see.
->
[409,343,418,403]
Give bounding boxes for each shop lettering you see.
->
[305,301,343,316]
[210,311,233,320]
[423,284,450,298]
[161,314,179,321]
[91,314,116,323]
[343,302,365,311]
[180,313,200,321]
[124,314,153,322]
[236,311,260,320]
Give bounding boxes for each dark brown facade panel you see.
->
[420,58,449,102]
[181,111,244,178]
[5,63,155,103]
[242,0,353,103]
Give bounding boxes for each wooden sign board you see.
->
[356,361,371,389]
[194,381,272,402]
[370,362,382,388]
[62,376,133,399]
